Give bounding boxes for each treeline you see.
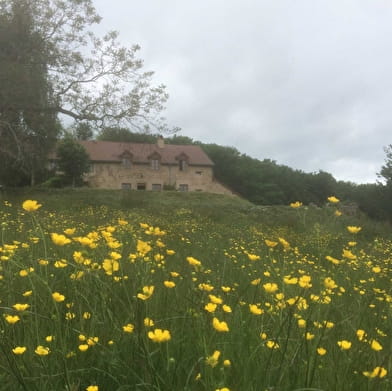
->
[96,128,392,222]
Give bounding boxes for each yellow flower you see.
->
[102,259,119,275]
[317,347,327,356]
[35,345,50,356]
[86,386,99,391]
[186,256,201,267]
[334,210,342,216]
[12,346,27,355]
[163,280,176,288]
[297,319,306,328]
[22,290,33,297]
[356,329,366,341]
[283,276,298,284]
[137,285,154,300]
[298,275,312,288]
[5,315,20,324]
[278,237,290,249]
[64,228,76,236]
[148,328,171,343]
[363,366,387,378]
[342,249,356,260]
[51,233,71,246]
[290,201,302,208]
[247,253,260,261]
[22,200,42,212]
[327,196,340,203]
[54,259,68,268]
[324,277,338,289]
[347,226,361,234]
[263,282,278,293]
[222,304,232,313]
[45,335,54,342]
[12,303,29,311]
[198,283,214,291]
[78,344,89,352]
[305,332,315,340]
[212,317,229,332]
[144,317,155,327]
[372,266,381,273]
[266,340,280,349]
[206,350,221,367]
[209,294,223,304]
[325,255,340,265]
[205,302,217,313]
[123,323,135,333]
[52,292,66,302]
[249,304,263,315]
[337,340,351,350]
[370,339,383,351]
[216,388,230,391]
[265,239,278,248]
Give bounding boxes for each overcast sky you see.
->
[93,0,392,184]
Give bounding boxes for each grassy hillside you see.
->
[0,190,391,390]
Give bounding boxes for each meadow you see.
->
[0,189,391,391]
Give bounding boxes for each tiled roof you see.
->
[77,140,214,166]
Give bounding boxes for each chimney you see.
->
[157,135,165,148]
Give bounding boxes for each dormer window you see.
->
[119,150,133,169]
[122,158,132,168]
[176,152,189,171]
[151,159,160,170]
[179,159,187,171]
[148,151,161,170]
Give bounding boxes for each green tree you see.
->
[0,0,172,185]
[0,1,59,185]
[378,144,392,185]
[56,137,90,187]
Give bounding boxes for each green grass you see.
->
[0,189,391,390]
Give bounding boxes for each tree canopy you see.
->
[0,0,172,185]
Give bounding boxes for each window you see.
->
[121,183,131,190]
[122,158,132,168]
[152,184,162,191]
[137,183,146,190]
[179,160,187,171]
[88,163,95,174]
[195,171,202,175]
[178,184,188,192]
[151,159,160,170]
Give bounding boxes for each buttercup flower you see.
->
[148,328,171,343]
[363,366,387,378]
[327,196,340,203]
[123,323,135,333]
[337,340,351,350]
[347,226,362,234]
[212,317,229,332]
[22,200,42,212]
[206,350,221,367]
[5,315,20,324]
[12,303,30,311]
[290,201,302,208]
[12,346,27,355]
[35,345,50,356]
[137,285,154,300]
[52,292,66,302]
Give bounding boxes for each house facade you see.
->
[74,138,233,195]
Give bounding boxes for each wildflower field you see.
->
[0,190,391,391]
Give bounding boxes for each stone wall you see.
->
[84,162,233,195]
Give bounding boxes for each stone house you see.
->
[71,138,233,194]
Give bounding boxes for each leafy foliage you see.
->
[56,137,90,187]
